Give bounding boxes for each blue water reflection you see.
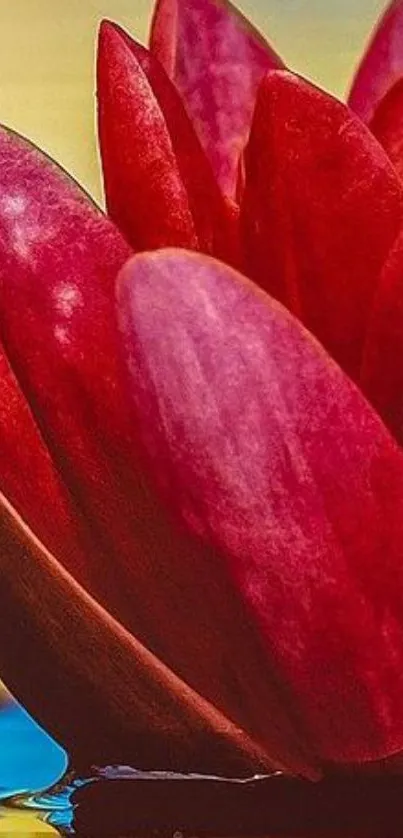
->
[0,700,67,799]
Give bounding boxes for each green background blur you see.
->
[0,0,387,204]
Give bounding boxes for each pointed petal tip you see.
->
[97,17,148,66]
[149,0,178,76]
[98,16,138,43]
[98,18,114,39]
[348,0,403,123]
[149,0,284,197]
[97,20,120,76]
[151,0,283,59]
[149,0,176,35]
[97,17,131,54]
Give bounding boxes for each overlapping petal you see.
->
[348,0,403,124]
[97,22,235,262]
[118,248,403,767]
[0,493,277,775]
[0,344,92,587]
[370,78,403,179]
[0,126,315,779]
[361,230,403,443]
[150,0,283,198]
[240,70,403,378]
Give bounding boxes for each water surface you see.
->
[0,701,67,834]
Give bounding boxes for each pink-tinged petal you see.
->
[0,343,91,587]
[241,70,403,378]
[97,22,235,262]
[0,129,139,618]
[149,0,284,199]
[370,78,403,179]
[0,127,315,779]
[0,493,277,775]
[118,247,403,767]
[361,230,403,443]
[348,1,403,124]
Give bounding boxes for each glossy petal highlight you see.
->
[150,0,283,198]
[118,248,403,767]
[241,70,403,377]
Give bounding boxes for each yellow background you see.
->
[0,0,387,203]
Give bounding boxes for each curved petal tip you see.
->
[348,0,403,123]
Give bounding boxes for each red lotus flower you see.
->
[3,0,403,785]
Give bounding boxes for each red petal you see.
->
[149,0,283,199]
[241,70,403,378]
[0,493,276,775]
[0,127,315,778]
[0,128,139,618]
[361,229,403,443]
[348,0,403,124]
[97,22,235,262]
[370,77,403,179]
[118,247,403,767]
[0,343,91,587]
